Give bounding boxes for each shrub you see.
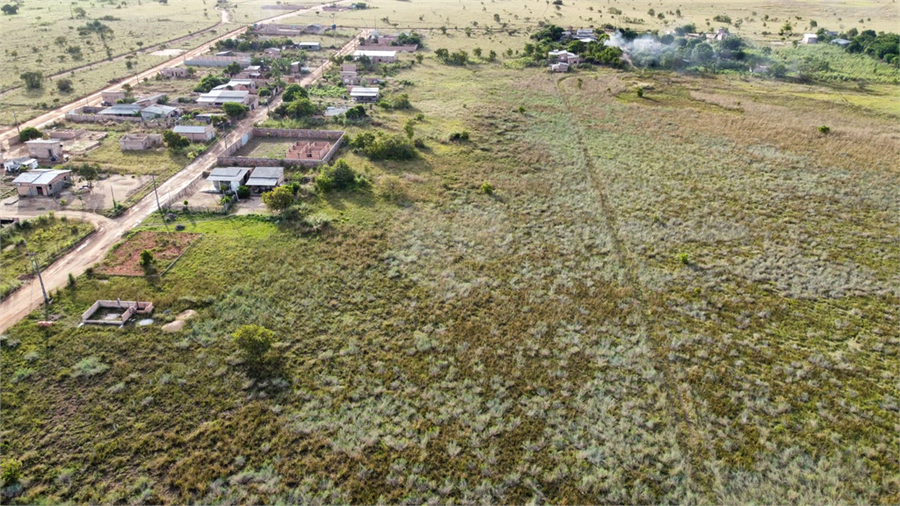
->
[233,324,274,372]
[18,127,43,142]
[317,159,357,192]
[351,132,417,161]
[449,130,470,142]
[818,125,830,134]
[677,253,690,265]
[377,175,407,203]
[140,250,154,268]
[480,181,494,195]
[1,458,21,486]
[262,186,295,214]
[236,185,251,199]
[56,78,73,93]
[222,102,248,118]
[163,130,190,149]
[636,87,644,98]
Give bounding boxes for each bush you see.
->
[233,324,274,372]
[480,181,494,195]
[163,130,190,149]
[56,78,73,93]
[377,175,407,203]
[262,186,295,214]
[449,130,470,142]
[18,126,43,142]
[818,125,830,134]
[351,132,417,161]
[636,87,644,98]
[237,185,250,199]
[1,458,21,486]
[317,159,357,192]
[222,102,249,118]
[140,250,153,268]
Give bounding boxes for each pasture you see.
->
[1,0,898,504]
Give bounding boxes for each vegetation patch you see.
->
[97,231,201,276]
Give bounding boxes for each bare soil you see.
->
[99,231,201,276]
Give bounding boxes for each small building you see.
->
[197,89,259,108]
[212,79,258,93]
[831,38,851,47]
[12,169,72,197]
[263,47,282,57]
[802,34,818,44]
[185,55,252,68]
[207,167,251,193]
[548,50,583,65]
[236,65,263,79]
[98,104,143,117]
[352,50,398,64]
[574,28,597,41]
[550,62,570,73]
[246,166,285,193]
[173,125,215,142]
[134,93,168,108]
[119,133,163,151]
[298,42,321,51]
[3,157,38,173]
[101,90,126,104]
[712,28,730,41]
[349,86,379,103]
[25,139,64,162]
[140,104,179,121]
[160,67,189,78]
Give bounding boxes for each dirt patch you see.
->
[98,231,201,276]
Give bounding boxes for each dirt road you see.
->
[0,0,352,151]
[0,27,365,333]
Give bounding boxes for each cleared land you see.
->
[98,231,201,276]
[0,0,898,504]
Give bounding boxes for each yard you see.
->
[98,231,201,276]
[1,0,898,504]
[0,214,94,299]
[234,137,297,159]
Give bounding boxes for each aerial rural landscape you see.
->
[0,0,897,504]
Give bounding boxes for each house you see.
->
[575,28,597,41]
[831,38,851,47]
[207,167,251,193]
[212,79,258,93]
[712,28,730,41]
[246,166,284,193]
[25,139,64,162]
[3,157,38,173]
[349,87,379,103]
[12,169,72,197]
[101,90,126,104]
[185,55,252,67]
[802,33,818,44]
[548,50,583,65]
[352,50,397,64]
[134,94,168,107]
[98,104,143,117]
[298,42,321,50]
[173,125,215,142]
[119,133,163,151]
[197,90,259,108]
[160,67,189,78]
[140,104,179,121]
[340,64,359,85]
[263,47,282,57]
[550,62,570,73]
[195,113,227,125]
[236,65,263,79]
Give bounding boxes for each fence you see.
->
[216,128,345,168]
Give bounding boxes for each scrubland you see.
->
[1,1,898,504]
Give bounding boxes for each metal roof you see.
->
[350,87,379,97]
[141,105,178,116]
[173,125,211,134]
[353,50,397,57]
[98,104,142,115]
[24,139,61,144]
[13,169,70,185]
[207,167,250,181]
[250,166,284,178]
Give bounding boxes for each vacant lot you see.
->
[0,214,94,299]
[98,231,201,276]
[1,3,898,505]
[236,137,297,159]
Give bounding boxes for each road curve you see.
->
[0,26,365,333]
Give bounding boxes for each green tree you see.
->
[139,250,154,270]
[233,324,274,372]
[472,47,482,58]
[224,61,242,76]
[403,119,415,139]
[19,127,43,142]
[20,71,44,89]
[56,78,73,93]
[222,102,249,118]
[262,185,295,214]
[282,83,308,102]
[162,130,190,149]
[77,163,99,189]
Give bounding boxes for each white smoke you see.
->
[604,31,669,57]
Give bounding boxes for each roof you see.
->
[246,166,284,186]
[298,41,321,46]
[99,104,142,115]
[325,106,349,117]
[350,87,379,97]
[207,167,250,182]
[13,169,70,185]
[25,139,61,145]
[198,90,250,103]
[353,50,397,57]
[173,125,211,134]
[141,105,178,116]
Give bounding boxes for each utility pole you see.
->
[151,174,169,232]
[12,111,20,135]
[26,248,50,321]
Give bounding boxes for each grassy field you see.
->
[1,1,899,504]
[2,46,897,504]
[66,130,197,178]
[0,214,95,299]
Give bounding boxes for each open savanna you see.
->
[2,25,899,506]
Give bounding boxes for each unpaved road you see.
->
[0,27,365,333]
[0,0,352,151]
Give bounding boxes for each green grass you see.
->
[0,214,95,300]
[67,130,197,177]
[1,6,898,504]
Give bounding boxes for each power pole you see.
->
[12,111,20,135]
[152,174,169,232]
[26,250,50,321]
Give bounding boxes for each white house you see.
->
[207,167,251,193]
[350,87,380,103]
[197,90,259,108]
[352,50,397,64]
[802,33,818,44]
